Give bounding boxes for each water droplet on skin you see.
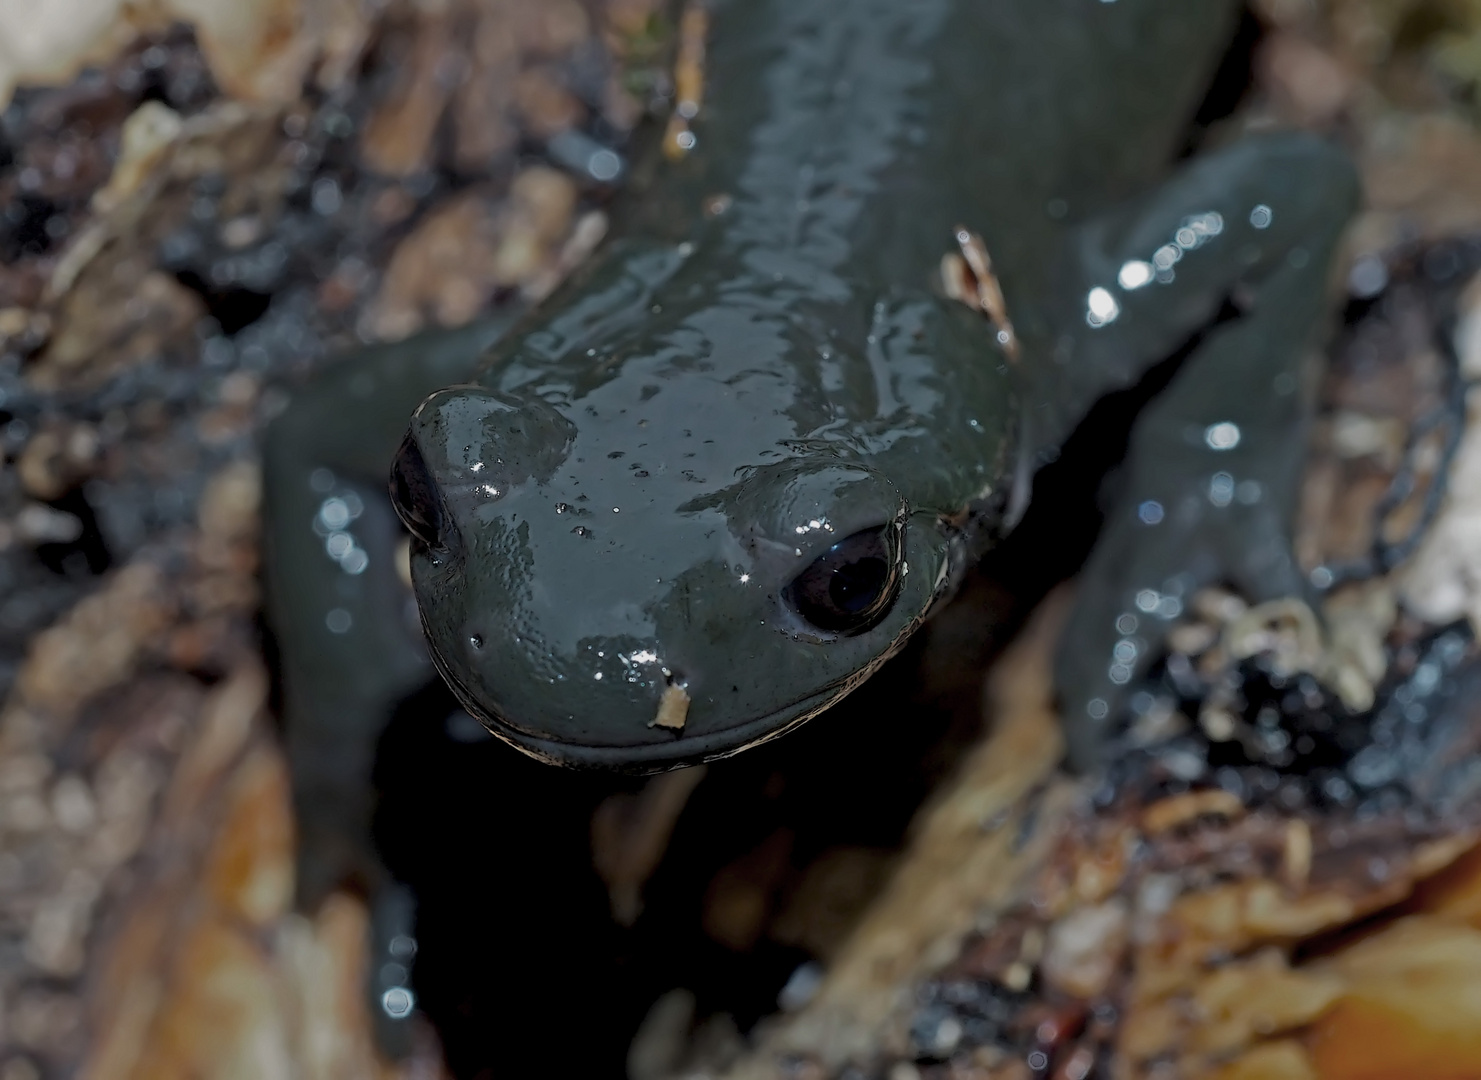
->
[1204,422,1241,450]
[1117,260,1154,289]
[1153,244,1181,271]
[1085,286,1120,327]
[381,987,414,1019]
[1208,472,1235,507]
[318,497,351,531]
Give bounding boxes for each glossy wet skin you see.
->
[397,293,1005,764]
[387,0,1350,768]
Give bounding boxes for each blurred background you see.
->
[5,2,1481,1078]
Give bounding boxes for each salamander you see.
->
[263,0,1357,1044]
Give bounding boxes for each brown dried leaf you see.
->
[1141,790,1245,835]
[1210,1039,1318,1080]
[15,562,177,724]
[1041,900,1129,999]
[359,9,455,177]
[204,746,293,927]
[1310,916,1481,1078]
[592,765,707,925]
[33,264,203,391]
[1187,948,1344,1057]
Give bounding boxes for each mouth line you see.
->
[421,626,910,773]
[418,560,937,770]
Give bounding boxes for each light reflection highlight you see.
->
[1117,260,1154,289]
[1204,422,1241,450]
[1209,471,1235,507]
[381,987,415,1020]
[313,492,369,575]
[1086,286,1120,327]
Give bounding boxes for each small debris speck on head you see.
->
[651,683,690,730]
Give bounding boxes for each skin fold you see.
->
[263,0,1357,1045]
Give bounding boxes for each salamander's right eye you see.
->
[389,432,443,549]
[784,524,902,635]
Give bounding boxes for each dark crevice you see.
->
[257,610,288,733]
[1178,5,1264,158]
[34,486,113,577]
[1,195,60,262]
[172,269,274,335]
[372,679,637,1079]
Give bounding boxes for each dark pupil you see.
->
[389,432,442,548]
[785,526,899,635]
[829,557,889,614]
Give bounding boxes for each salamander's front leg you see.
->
[1039,134,1360,767]
[262,316,511,1051]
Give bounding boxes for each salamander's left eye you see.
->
[784,524,901,635]
[389,432,443,549]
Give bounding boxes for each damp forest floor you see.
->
[6,2,1481,1079]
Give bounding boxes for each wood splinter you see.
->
[941,226,1020,362]
[651,683,691,730]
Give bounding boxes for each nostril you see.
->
[389,432,443,549]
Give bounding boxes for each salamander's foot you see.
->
[1053,305,1314,768]
[1055,470,1309,768]
[1045,134,1358,769]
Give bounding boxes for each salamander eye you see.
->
[389,432,443,548]
[784,524,902,635]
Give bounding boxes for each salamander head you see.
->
[390,381,959,770]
